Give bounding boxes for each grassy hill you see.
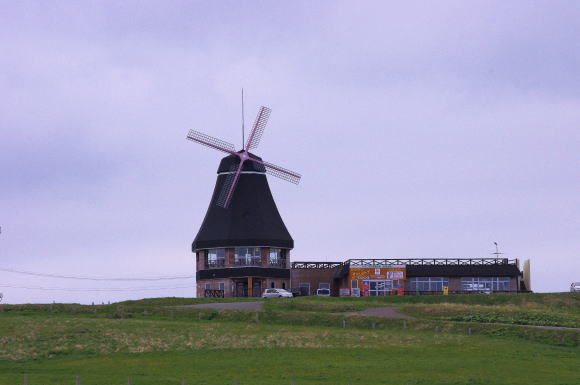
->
[0,293,578,385]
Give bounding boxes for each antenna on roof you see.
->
[241,88,245,150]
[492,241,503,258]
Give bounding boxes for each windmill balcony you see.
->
[205,259,226,269]
[268,259,288,268]
[235,257,263,267]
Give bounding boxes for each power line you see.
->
[0,267,195,281]
[0,284,194,292]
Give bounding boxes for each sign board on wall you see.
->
[348,267,407,291]
[339,288,351,296]
[387,271,404,279]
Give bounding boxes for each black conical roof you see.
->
[192,152,294,251]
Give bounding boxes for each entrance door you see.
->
[369,280,393,296]
[235,281,248,297]
[252,280,262,297]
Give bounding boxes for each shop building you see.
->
[290,258,530,296]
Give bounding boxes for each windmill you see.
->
[186,105,301,208]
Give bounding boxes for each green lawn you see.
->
[2,343,579,385]
[0,293,578,385]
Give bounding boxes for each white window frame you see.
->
[368,280,393,296]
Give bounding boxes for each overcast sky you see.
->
[0,1,578,303]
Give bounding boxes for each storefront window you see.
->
[461,277,510,292]
[411,277,449,292]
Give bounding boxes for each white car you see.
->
[571,282,580,292]
[316,288,331,296]
[262,288,293,298]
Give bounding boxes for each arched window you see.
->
[282,282,286,289]
[271,282,275,288]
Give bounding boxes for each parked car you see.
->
[316,288,331,296]
[571,282,580,292]
[262,288,293,298]
[289,288,303,297]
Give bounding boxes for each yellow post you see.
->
[443,286,449,295]
[248,277,253,297]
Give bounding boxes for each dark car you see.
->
[290,287,307,297]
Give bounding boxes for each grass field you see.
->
[0,293,578,385]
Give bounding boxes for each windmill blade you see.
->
[216,161,243,208]
[245,106,271,151]
[187,130,236,154]
[260,160,301,185]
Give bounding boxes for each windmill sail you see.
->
[245,106,271,151]
[216,163,241,208]
[186,103,300,209]
[187,130,236,154]
[260,160,301,184]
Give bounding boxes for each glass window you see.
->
[271,282,275,288]
[207,249,225,267]
[282,282,286,289]
[299,283,310,295]
[319,283,330,289]
[368,280,393,296]
[234,247,261,265]
[218,282,225,291]
[269,248,286,266]
[411,277,449,292]
[351,280,358,289]
[204,283,211,290]
[461,277,511,292]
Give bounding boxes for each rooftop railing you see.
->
[292,258,518,269]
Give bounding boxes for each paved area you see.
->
[176,301,264,311]
[343,306,415,319]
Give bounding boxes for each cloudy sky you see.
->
[0,1,578,303]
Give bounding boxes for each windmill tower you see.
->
[186,104,301,298]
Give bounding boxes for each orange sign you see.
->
[349,267,406,281]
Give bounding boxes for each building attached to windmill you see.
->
[187,104,531,298]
